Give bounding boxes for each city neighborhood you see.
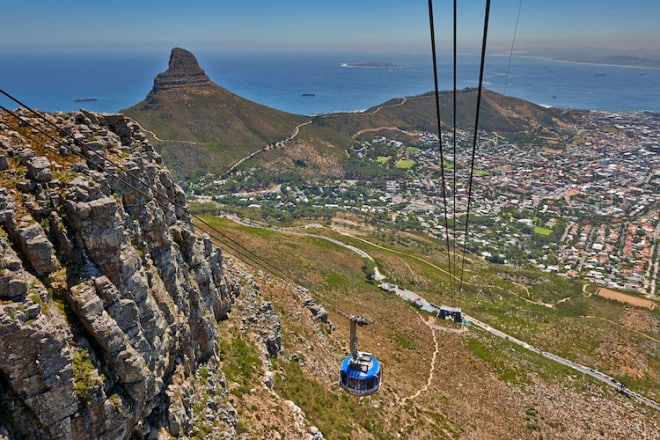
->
[194,111,659,296]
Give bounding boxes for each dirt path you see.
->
[354,126,418,137]
[512,282,554,308]
[224,120,312,175]
[133,122,199,144]
[402,313,440,403]
[369,97,407,114]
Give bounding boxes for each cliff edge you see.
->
[0,109,238,438]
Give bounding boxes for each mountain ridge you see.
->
[123,48,582,181]
[122,48,308,178]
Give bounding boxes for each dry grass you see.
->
[596,287,656,310]
[196,215,659,438]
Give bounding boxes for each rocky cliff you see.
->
[0,109,317,439]
[147,47,214,94]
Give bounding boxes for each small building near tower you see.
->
[438,305,462,323]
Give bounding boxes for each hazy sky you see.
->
[2,0,659,55]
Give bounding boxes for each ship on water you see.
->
[74,96,98,102]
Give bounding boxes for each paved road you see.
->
[385,285,659,411]
[464,314,659,411]
[387,284,439,313]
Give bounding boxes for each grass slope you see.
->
[315,89,581,141]
[196,215,658,438]
[122,82,308,178]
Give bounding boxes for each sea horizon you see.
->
[1,49,659,116]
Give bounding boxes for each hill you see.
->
[123,48,582,182]
[122,48,309,178]
[194,214,659,439]
[314,88,581,142]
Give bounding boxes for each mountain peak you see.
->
[150,47,213,92]
[168,47,204,73]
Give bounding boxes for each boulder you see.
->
[16,222,58,275]
[26,156,52,182]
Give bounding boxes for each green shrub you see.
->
[73,348,100,404]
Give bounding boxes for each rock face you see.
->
[0,110,238,439]
[149,47,214,93]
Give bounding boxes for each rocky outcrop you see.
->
[0,110,237,439]
[148,48,214,94]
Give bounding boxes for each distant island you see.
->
[74,96,98,102]
[340,62,403,68]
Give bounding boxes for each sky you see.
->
[1,1,660,56]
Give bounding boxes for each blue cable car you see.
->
[338,316,381,395]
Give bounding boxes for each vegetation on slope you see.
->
[196,214,658,438]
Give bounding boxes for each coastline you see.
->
[2,51,659,115]
[513,54,660,70]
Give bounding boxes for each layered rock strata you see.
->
[148,47,214,94]
[0,109,237,438]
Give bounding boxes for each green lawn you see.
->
[533,226,553,236]
[406,147,420,153]
[376,156,391,164]
[395,159,415,169]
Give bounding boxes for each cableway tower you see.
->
[338,315,381,395]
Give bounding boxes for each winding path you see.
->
[224,120,312,175]
[133,122,199,145]
[134,120,313,175]
[401,313,441,403]
[354,126,417,137]
[369,97,408,114]
[365,95,428,115]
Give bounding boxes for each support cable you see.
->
[0,93,292,283]
[459,0,491,290]
[452,0,458,295]
[427,0,453,292]
[502,0,523,101]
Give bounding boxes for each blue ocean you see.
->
[1,50,659,115]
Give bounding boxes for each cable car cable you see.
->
[459,0,491,291]
[503,0,524,102]
[426,0,454,293]
[452,0,458,296]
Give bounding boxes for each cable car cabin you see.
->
[339,352,381,395]
[338,315,381,395]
